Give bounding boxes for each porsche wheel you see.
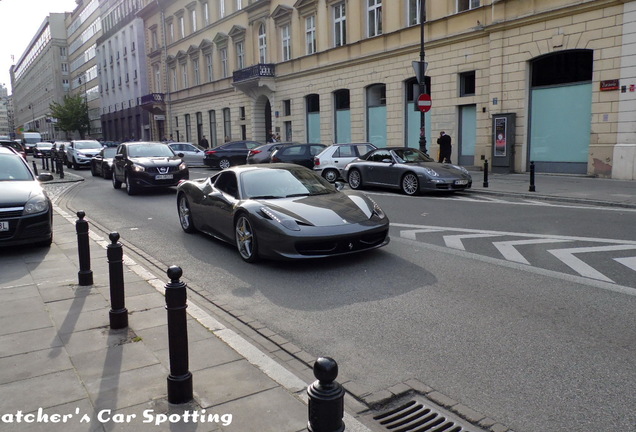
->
[401,172,419,196]
[235,214,258,263]
[348,169,363,190]
[177,194,196,233]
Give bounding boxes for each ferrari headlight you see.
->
[24,195,49,215]
[132,163,145,172]
[367,196,386,219]
[422,167,439,177]
[260,206,300,231]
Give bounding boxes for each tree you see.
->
[49,94,90,139]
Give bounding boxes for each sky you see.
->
[0,0,79,95]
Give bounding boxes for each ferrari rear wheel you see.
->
[401,172,419,195]
[178,194,196,233]
[348,169,363,190]
[235,214,259,263]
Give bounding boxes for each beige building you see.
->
[137,0,636,178]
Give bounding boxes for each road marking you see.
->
[615,256,636,271]
[444,233,503,250]
[493,239,571,264]
[548,245,636,283]
[399,228,444,240]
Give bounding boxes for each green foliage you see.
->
[49,94,90,139]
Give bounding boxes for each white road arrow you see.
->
[548,245,636,283]
[492,239,571,265]
[443,234,503,250]
[615,256,636,272]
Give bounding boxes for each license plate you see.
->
[155,174,173,180]
[0,221,8,232]
[454,179,468,185]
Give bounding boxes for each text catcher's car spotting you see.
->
[246,142,298,164]
[314,142,377,183]
[176,164,389,262]
[33,142,54,158]
[91,146,118,179]
[168,142,206,167]
[270,143,327,168]
[112,142,189,195]
[0,147,53,247]
[66,140,103,169]
[344,147,472,195]
[203,140,262,169]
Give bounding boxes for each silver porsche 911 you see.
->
[176,164,390,262]
[343,147,472,195]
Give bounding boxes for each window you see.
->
[185,114,191,141]
[219,0,225,18]
[61,63,68,72]
[258,24,267,63]
[220,48,228,78]
[239,106,245,120]
[457,0,480,12]
[459,71,475,96]
[169,22,174,42]
[151,29,159,50]
[236,42,245,69]
[203,2,209,25]
[171,66,177,90]
[306,15,316,55]
[179,16,185,38]
[208,109,217,146]
[223,108,231,140]
[408,0,421,26]
[367,0,382,37]
[153,64,161,93]
[181,62,188,88]
[193,58,200,85]
[205,53,213,82]
[333,2,346,47]
[281,25,291,61]
[191,9,197,33]
[283,99,291,116]
[236,0,242,10]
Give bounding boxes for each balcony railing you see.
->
[232,64,275,83]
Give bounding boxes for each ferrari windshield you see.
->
[392,148,435,163]
[241,167,335,199]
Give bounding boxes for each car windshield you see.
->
[0,154,33,181]
[392,148,435,163]
[241,167,335,199]
[103,147,117,158]
[75,141,102,150]
[128,144,175,158]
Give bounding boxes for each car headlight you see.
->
[366,196,386,219]
[179,162,187,170]
[422,167,439,177]
[132,163,145,172]
[24,195,49,215]
[259,206,301,231]
[452,165,470,175]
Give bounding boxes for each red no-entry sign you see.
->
[417,93,432,113]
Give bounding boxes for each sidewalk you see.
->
[0,207,371,432]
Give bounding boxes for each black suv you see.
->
[111,142,189,195]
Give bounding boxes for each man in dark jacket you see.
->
[200,136,209,148]
[437,131,452,163]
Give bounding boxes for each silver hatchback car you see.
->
[313,143,376,183]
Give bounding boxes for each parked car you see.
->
[270,143,327,169]
[168,142,206,167]
[33,142,54,158]
[66,140,103,169]
[111,141,189,195]
[313,143,377,183]
[344,147,472,195]
[0,146,53,247]
[246,142,298,164]
[90,146,118,179]
[0,140,26,159]
[176,164,389,262]
[203,140,262,169]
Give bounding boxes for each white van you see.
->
[20,132,42,153]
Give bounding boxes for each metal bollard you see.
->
[32,161,38,176]
[483,159,489,188]
[75,211,93,286]
[57,157,64,179]
[529,161,536,192]
[307,357,345,432]
[165,265,193,404]
[50,153,55,173]
[41,155,46,170]
[107,232,128,329]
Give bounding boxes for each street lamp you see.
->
[418,0,428,155]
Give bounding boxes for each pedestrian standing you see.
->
[437,131,452,163]
[200,135,209,148]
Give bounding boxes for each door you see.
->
[459,105,476,166]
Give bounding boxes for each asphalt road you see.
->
[56,167,636,432]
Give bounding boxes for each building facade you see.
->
[0,85,10,137]
[97,0,151,141]
[10,13,69,141]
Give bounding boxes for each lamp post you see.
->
[418,0,428,155]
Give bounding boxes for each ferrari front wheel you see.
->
[177,194,196,233]
[235,214,259,263]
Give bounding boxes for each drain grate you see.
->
[373,398,483,432]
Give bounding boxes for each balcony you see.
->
[232,64,276,94]
[139,93,166,115]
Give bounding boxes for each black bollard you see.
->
[41,155,45,170]
[529,161,536,192]
[75,211,93,286]
[32,161,38,176]
[483,159,489,188]
[57,157,64,179]
[307,357,345,432]
[165,266,193,404]
[107,232,128,329]
[50,153,55,173]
